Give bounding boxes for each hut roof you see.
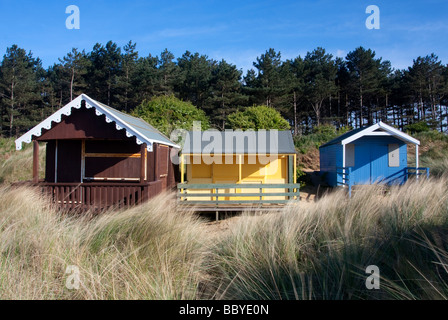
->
[15,94,180,151]
[320,121,420,148]
[182,130,295,154]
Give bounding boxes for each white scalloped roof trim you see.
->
[15,94,180,151]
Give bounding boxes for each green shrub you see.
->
[405,121,431,134]
[296,164,308,188]
[414,130,448,144]
[226,105,290,130]
[132,94,210,136]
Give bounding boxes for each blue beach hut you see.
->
[319,122,427,193]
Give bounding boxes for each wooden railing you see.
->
[38,180,163,211]
[177,183,300,206]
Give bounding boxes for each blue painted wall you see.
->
[320,136,408,187]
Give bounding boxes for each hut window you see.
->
[388,144,400,167]
[346,144,355,167]
[83,140,142,181]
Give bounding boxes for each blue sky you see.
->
[0,0,447,73]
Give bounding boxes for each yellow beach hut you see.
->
[177,130,300,210]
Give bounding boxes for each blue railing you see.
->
[405,167,430,181]
[336,167,352,197]
[335,166,430,198]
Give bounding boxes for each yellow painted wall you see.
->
[184,154,292,201]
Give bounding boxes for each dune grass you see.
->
[0,138,45,183]
[408,131,448,177]
[205,177,448,300]
[1,177,448,299]
[2,136,448,299]
[0,186,208,299]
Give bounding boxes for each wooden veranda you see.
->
[16,94,180,211]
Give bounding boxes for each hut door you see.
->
[56,140,82,182]
[353,144,371,185]
[352,143,388,185]
[370,144,388,184]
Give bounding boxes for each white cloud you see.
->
[336,49,346,58]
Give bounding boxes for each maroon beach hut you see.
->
[15,94,180,211]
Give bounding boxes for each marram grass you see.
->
[1,178,448,299]
[205,177,448,300]
[0,186,208,299]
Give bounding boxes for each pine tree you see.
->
[404,54,446,129]
[86,41,121,106]
[116,41,138,112]
[206,59,247,129]
[132,53,159,105]
[58,48,89,102]
[304,47,337,127]
[176,51,215,110]
[0,45,43,136]
[158,48,178,96]
[251,48,283,108]
[345,47,386,127]
[280,56,305,135]
[335,57,351,127]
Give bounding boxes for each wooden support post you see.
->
[154,143,159,181]
[180,154,185,202]
[33,140,39,184]
[416,144,419,181]
[80,140,85,204]
[140,143,147,183]
[55,140,58,183]
[145,147,147,181]
[81,140,85,183]
[180,154,185,183]
[288,155,293,200]
[293,154,297,184]
[294,153,297,200]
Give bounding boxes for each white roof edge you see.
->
[15,93,180,151]
[341,121,420,146]
[83,94,180,149]
[378,121,420,145]
[341,123,380,145]
[15,95,84,150]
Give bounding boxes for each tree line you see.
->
[1,40,447,137]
